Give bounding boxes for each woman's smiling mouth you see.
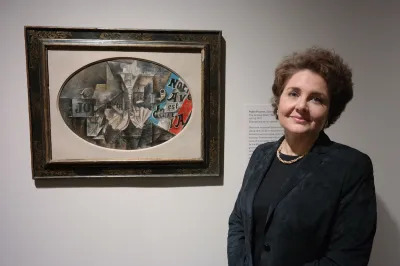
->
[290,116,309,123]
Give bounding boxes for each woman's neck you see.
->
[281,132,319,156]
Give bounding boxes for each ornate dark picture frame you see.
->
[25,26,224,179]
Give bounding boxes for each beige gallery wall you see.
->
[1,0,399,265]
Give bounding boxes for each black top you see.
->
[228,132,376,266]
[252,153,301,266]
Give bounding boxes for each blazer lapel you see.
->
[264,132,332,228]
[245,139,282,239]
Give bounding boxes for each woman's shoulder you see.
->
[251,141,279,158]
[329,141,372,166]
[317,132,371,164]
[325,141,375,201]
[325,141,373,184]
[256,141,278,151]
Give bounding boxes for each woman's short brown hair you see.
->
[272,47,353,128]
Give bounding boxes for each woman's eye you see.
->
[288,91,298,97]
[312,97,323,103]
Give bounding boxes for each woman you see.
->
[228,47,376,266]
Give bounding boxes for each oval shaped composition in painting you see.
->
[58,58,192,150]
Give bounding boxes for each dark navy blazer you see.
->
[228,132,376,266]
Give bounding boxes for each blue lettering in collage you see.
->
[148,73,179,126]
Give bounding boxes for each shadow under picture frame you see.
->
[25,26,224,182]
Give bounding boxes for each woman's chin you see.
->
[283,125,319,137]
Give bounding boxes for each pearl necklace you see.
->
[276,142,306,164]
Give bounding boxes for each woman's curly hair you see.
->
[272,47,353,128]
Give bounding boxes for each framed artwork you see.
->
[25,26,224,179]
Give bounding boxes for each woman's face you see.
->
[277,69,330,138]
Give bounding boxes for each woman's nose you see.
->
[295,98,308,112]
